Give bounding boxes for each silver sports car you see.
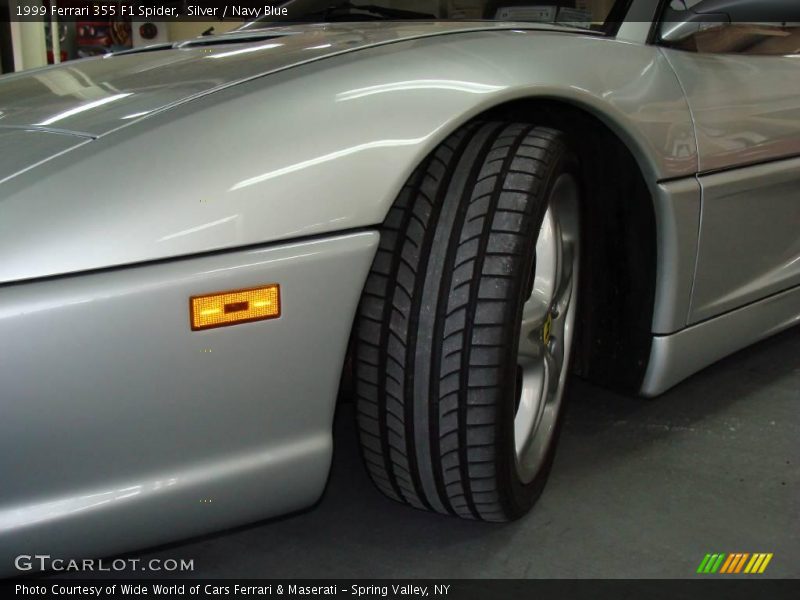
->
[1,0,798,571]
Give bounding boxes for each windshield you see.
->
[241,1,631,32]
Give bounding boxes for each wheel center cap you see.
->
[542,313,553,346]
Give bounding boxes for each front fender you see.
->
[0,29,696,284]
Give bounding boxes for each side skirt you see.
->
[641,285,800,396]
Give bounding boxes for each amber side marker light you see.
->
[190,284,281,331]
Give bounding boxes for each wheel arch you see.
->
[480,97,658,394]
[344,95,659,396]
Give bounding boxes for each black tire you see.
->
[354,121,578,521]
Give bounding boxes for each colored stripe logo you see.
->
[697,553,773,574]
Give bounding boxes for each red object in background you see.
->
[76,20,113,48]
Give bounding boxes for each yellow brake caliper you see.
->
[542,313,553,346]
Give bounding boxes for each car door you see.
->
[657,0,800,323]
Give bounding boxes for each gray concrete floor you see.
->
[78,329,800,578]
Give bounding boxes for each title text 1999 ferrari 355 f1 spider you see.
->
[0,0,798,571]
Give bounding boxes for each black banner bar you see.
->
[5,0,800,23]
[5,579,800,600]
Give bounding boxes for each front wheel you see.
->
[354,122,580,521]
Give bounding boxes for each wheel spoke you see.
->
[520,295,550,332]
[544,345,562,395]
[514,359,546,456]
[518,330,545,364]
[553,241,575,316]
[523,207,559,326]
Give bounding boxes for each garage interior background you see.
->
[0,0,243,73]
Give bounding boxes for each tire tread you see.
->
[355,122,568,521]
